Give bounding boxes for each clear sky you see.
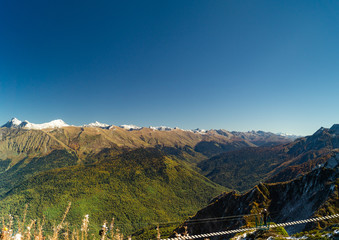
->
[1,0,339,136]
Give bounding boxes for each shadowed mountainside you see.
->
[176,151,339,238]
[198,125,339,192]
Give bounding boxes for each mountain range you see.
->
[175,152,339,239]
[198,124,339,192]
[173,125,339,239]
[1,117,337,239]
[0,118,298,163]
[2,118,300,137]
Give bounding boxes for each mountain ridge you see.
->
[0,119,297,167]
[197,123,339,192]
[174,151,339,238]
[3,118,332,238]
[1,118,301,138]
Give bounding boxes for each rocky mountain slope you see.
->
[176,151,339,239]
[0,118,296,166]
[198,124,339,192]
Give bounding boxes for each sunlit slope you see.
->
[47,126,256,158]
[0,126,256,163]
[0,128,71,163]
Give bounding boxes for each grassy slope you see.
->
[0,148,226,235]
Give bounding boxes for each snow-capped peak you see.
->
[1,118,23,128]
[23,119,69,129]
[119,124,142,131]
[84,121,110,129]
[276,132,301,139]
[1,118,69,129]
[192,128,208,134]
[11,117,22,126]
[150,126,174,131]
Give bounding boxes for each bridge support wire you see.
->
[161,214,339,240]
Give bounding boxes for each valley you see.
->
[0,118,338,239]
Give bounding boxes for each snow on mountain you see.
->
[1,118,23,128]
[23,119,69,129]
[276,132,301,139]
[150,126,174,131]
[192,128,208,134]
[1,118,305,140]
[1,118,69,129]
[83,121,110,129]
[119,124,142,131]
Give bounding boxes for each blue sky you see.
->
[1,0,339,135]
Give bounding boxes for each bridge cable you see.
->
[161,214,339,240]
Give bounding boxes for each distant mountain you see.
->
[0,118,296,162]
[268,124,339,183]
[0,117,299,236]
[276,132,301,140]
[2,118,69,129]
[83,121,111,129]
[0,123,250,163]
[230,130,300,146]
[198,124,339,192]
[175,152,339,238]
[150,126,177,131]
[1,118,297,143]
[1,118,23,128]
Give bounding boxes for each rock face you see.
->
[178,152,339,238]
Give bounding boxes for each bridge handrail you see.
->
[161,214,339,240]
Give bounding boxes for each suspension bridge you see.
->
[161,213,339,240]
